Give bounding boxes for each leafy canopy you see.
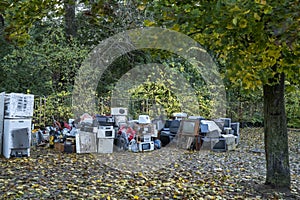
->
[143,0,300,90]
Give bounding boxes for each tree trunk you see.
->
[64,0,77,40]
[263,73,290,188]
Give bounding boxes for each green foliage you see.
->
[1,0,299,126]
[130,82,181,119]
[0,21,89,95]
[0,0,63,45]
[33,91,73,127]
[286,85,300,128]
[145,0,300,87]
[104,48,215,119]
[1,19,89,124]
[141,0,300,124]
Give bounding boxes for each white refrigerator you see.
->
[0,92,34,158]
[3,119,32,158]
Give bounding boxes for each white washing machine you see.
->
[3,118,32,158]
[97,138,114,153]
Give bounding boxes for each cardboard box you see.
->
[54,142,64,152]
[138,124,154,136]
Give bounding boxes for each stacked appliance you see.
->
[111,107,128,151]
[137,115,155,152]
[111,107,128,127]
[96,115,115,153]
[0,92,34,158]
[160,120,181,147]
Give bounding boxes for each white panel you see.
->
[97,126,115,138]
[4,93,34,118]
[0,92,5,155]
[111,107,128,116]
[3,119,32,158]
[76,131,97,154]
[200,120,222,138]
[143,135,151,142]
[172,112,188,118]
[138,115,151,124]
[97,138,114,153]
[114,115,127,126]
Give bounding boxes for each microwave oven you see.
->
[97,126,115,138]
[138,141,154,152]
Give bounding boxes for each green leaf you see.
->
[232,17,238,26]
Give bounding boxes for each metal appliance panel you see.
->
[3,118,32,158]
[11,128,30,148]
[76,131,97,153]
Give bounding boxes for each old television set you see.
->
[179,119,200,136]
[138,141,154,152]
[97,126,115,138]
[219,118,231,129]
[231,122,240,145]
[212,138,226,152]
[200,123,209,136]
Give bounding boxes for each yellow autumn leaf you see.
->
[239,19,248,28]
[138,172,143,177]
[230,5,241,12]
[232,17,238,26]
[71,191,79,195]
[172,24,180,32]
[261,0,267,5]
[144,20,155,27]
[226,24,234,29]
[243,9,250,14]
[254,13,261,21]
[16,186,24,190]
[137,5,145,11]
[31,184,39,188]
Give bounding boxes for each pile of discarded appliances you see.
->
[33,107,162,154]
[71,110,240,154]
[32,109,240,154]
[74,110,162,154]
[159,113,240,152]
[0,92,241,159]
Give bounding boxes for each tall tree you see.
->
[64,0,77,40]
[144,0,300,189]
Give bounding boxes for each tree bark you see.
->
[263,73,290,188]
